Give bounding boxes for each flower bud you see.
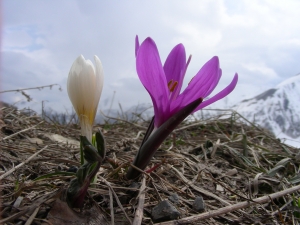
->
[67,55,103,142]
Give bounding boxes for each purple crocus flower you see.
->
[135,36,238,128]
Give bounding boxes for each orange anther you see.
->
[169,81,178,92]
[168,80,173,89]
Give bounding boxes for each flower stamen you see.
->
[167,80,173,89]
[169,81,178,92]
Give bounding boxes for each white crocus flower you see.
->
[67,55,103,143]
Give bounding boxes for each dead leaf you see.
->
[45,198,108,225]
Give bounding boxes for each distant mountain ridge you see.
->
[96,103,153,123]
[235,74,300,143]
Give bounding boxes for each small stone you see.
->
[123,146,131,152]
[193,196,205,212]
[28,137,44,145]
[67,166,78,173]
[168,193,180,204]
[129,182,140,188]
[216,184,224,192]
[128,182,140,194]
[225,168,238,176]
[151,200,180,223]
[122,182,141,205]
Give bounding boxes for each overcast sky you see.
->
[1,0,300,116]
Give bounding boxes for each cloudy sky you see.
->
[1,0,300,116]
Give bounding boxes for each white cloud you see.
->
[3,29,32,49]
[173,22,222,50]
[242,62,279,79]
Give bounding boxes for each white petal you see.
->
[67,55,104,140]
[93,55,104,111]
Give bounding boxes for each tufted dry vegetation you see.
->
[1,105,300,225]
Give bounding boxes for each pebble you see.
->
[151,200,180,223]
[192,196,205,212]
[168,193,180,204]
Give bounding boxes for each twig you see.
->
[204,170,256,203]
[165,143,174,151]
[131,105,153,122]
[100,111,147,130]
[156,184,300,225]
[24,206,40,225]
[134,131,144,140]
[151,181,163,202]
[108,188,114,225]
[271,199,293,216]
[1,121,44,141]
[268,196,286,225]
[169,165,231,206]
[0,84,61,93]
[0,189,61,224]
[118,102,126,120]
[0,145,49,180]
[0,209,30,224]
[100,177,132,224]
[174,121,205,132]
[133,175,146,225]
[107,90,116,118]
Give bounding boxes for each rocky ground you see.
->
[1,106,300,225]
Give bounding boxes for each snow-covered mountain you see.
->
[235,74,300,147]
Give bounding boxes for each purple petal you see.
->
[195,73,238,111]
[171,56,221,112]
[135,35,140,57]
[163,44,186,99]
[171,54,192,99]
[136,37,170,127]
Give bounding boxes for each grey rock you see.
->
[168,193,180,204]
[128,182,140,195]
[193,196,205,212]
[151,200,180,223]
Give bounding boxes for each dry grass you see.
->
[1,106,300,225]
